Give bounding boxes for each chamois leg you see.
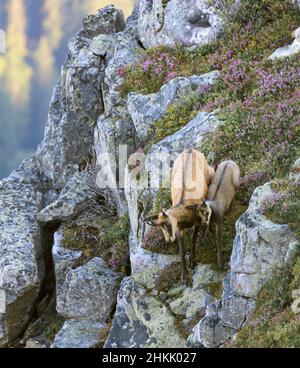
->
[216,223,224,270]
[189,225,199,269]
[177,230,188,285]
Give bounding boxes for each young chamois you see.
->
[198,160,240,270]
[145,149,215,284]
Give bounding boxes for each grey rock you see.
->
[36,6,125,189]
[89,34,114,57]
[138,0,239,49]
[52,320,104,348]
[290,157,300,181]
[37,171,97,224]
[127,71,219,141]
[230,183,297,298]
[131,247,180,290]
[191,182,298,348]
[94,6,141,214]
[167,286,185,298]
[104,277,187,348]
[192,264,222,289]
[169,287,208,319]
[0,159,44,346]
[269,27,300,60]
[52,230,83,296]
[56,257,122,322]
[294,0,300,10]
[195,315,236,348]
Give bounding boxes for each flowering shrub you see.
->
[121,44,214,96]
[203,55,300,187]
[100,215,130,273]
[260,180,300,240]
[122,1,299,97]
[143,227,178,255]
[62,216,130,273]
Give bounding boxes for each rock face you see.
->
[105,277,188,348]
[138,0,239,49]
[105,264,221,348]
[269,27,300,60]
[190,183,299,348]
[94,6,141,214]
[0,158,44,346]
[36,6,125,190]
[127,71,219,141]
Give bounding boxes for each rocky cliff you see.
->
[0,1,299,348]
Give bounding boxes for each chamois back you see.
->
[171,149,214,207]
[207,160,240,211]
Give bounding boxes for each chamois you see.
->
[145,149,215,284]
[198,160,240,270]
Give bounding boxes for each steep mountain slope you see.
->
[0,0,299,348]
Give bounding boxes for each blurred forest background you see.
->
[0,0,136,178]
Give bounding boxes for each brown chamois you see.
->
[198,160,240,270]
[145,149,215,284]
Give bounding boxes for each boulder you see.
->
[52,320,105,348]
[138,0,239,49]
[55,256,122,322]
[230,183,298,298]
[37,171,97,224]
[127,71,219,141]
[104,277,187,348]
[36,6,125,190]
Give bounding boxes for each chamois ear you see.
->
[162,209,169,217]
[143,214,159,226]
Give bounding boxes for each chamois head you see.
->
[144,203,208,243]
[144,209,174,243]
